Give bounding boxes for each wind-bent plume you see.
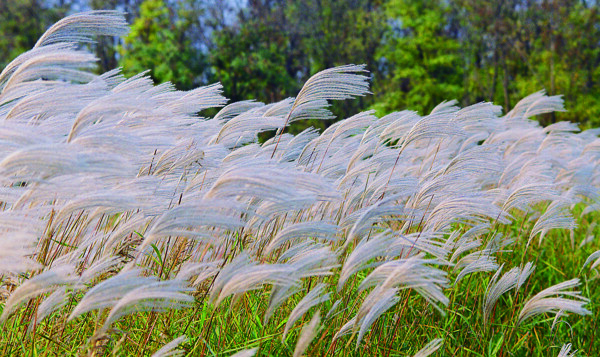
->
[0,9,597,356]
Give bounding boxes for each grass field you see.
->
[0,11,599,357]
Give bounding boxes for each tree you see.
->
[118,0,205,89]
[209,7,298,104]
[0,0,70,69]
[89,0,145,74]
[373,0,463,115]
[286,0,386,119]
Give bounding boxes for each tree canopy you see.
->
[2,0,599,126]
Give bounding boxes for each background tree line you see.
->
[2,0,600,128]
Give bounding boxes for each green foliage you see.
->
[510,2,600,127]
[118,0,205,89]
[373,0,463,115]
[2,215,599,356]
[4,1,600,127]
[0,0,69,69]
[210,21,297,104]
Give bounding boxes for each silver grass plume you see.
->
[151,335,188,357]
[517,278,591,325]
[28,287,69,333]
[557,343,577,357]
[1,264,77,322]
[355,286,400,348]
[454,255,498,284]
[98,279,193,334]
[483,262,535,326]
[358,254,449,313]
[34,11,128,48]
[583,250,600,271]
[271,65,370,157]
[413,338,444,357]
[69,269,158,320]
[529,199,576,246]
[229,349,258,357]
[283,283,330,339]
[209,253,299,306]
[293,311,321,357]
[0,231,42,275]
[265,221,339,255]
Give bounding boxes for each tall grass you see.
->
[0,11,599,356]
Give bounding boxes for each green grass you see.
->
[1,209,598,357]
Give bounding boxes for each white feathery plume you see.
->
[69,269,157,320]
[343,193,406,245]
[285,64,370,123]
[245,198,315,231]
[522,94,566,120]
[454,255,498,284]
[141,199,246,249]
[28,287,69,333]
[448,235,482,263]
[557,343,576,357]
[150,336,188,357]
[282,242,339,278]
[1,264,77,322]
[338,232,395,291]
[79,255,123,284]
[455,101,501,133]
[214,100,263,122]
[501,183,561,213]
[176,261,222,284]
[551,310,567,332]
[99,279,193,334]
[358,255,449,313]
[1,48,98,94]
[397,112,464,149]
[0,143,127,181]
[209,253,298,305]
[506,90,564,119]
[313,111,376,172]
[5,80,108,123]
[283,283,330,339]
[264,283,302,324]
[229,348,258,357]
[529,199,576,246]
[34,11,128,48]
[430,100,458,114]
[333,316,358,342]
[453,233,513,271]
[438,144,503,178]
[362,175,419,204]
[271,65,370,156]
[0,47,99,94]
[379,110,421,142]
[582,250,600,271]
[424,192,510,232]
[413,338,443,357]
[159,83,226,114]
[204,164,339,203]
[293,311,321,357]
[542,121,580,135]
[0,43,74,89]
[355,287,399,348]
[276,127,320,163]
[265,221,338,254]
[483,262,535,325]
[0,231,42,275]
[213,108,286,148]
[517,278,591,325]
[325,299,342,320]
